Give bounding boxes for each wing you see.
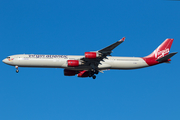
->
[98,37,125,57]
[79,37,125,70]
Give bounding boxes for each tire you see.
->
[92,75,96,79]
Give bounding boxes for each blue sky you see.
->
[0,0,180,120]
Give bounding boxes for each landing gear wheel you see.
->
[92,75,96,79]
[15,66,19,73]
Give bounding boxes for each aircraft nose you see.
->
[2,59,6,63]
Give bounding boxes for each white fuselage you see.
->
[2,54,149,70]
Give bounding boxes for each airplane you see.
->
[2,37,177,79]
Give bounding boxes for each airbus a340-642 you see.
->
[2,37,177,79]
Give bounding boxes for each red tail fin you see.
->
[145,38,174,59]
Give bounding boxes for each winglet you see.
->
[120,37,125,42]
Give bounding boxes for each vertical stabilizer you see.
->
[145,38,174,59]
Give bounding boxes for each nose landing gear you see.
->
[15,66,19,73]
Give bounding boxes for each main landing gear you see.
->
[89,70,99,79]
[92,75,96,79]
[15,66,19,73]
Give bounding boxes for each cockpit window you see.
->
[6,57,10,59]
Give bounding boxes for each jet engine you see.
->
[85,52,100,59]
[64,69,77,76]
[77,70,89,77]
[67,60,81,67]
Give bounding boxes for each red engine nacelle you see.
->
[64,69,76,76]
[77,70,89,77]
[85,52,99,59]
[67,60,81,67]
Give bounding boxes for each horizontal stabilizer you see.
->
[156,52,178,63]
